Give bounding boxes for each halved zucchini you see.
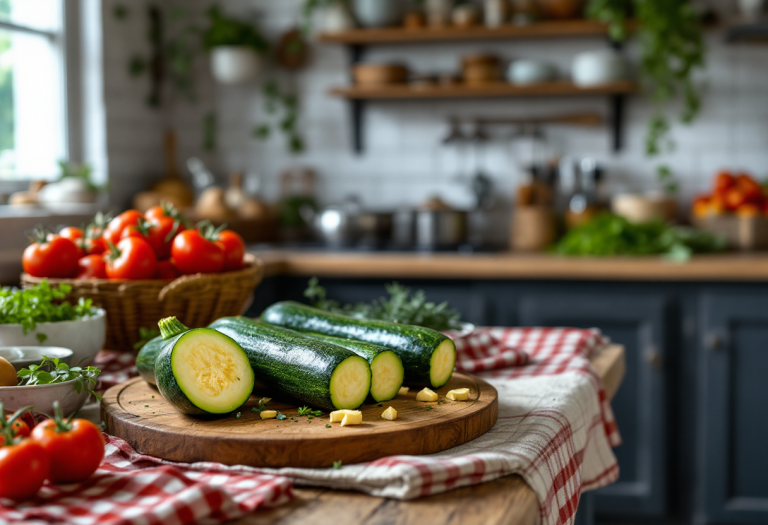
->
[155,317,254,416]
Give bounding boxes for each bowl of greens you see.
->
[0,282,106,366]
[0,356,101,416]
[0,346,74,372]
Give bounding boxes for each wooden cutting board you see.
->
[102,374,498,468]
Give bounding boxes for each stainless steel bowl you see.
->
[414,210,468,250]
[0,346,74,372]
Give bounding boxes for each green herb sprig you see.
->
[0,281,96,340]
[297,406,322,417]
[17,356,102,401]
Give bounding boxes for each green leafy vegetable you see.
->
[16,356,102,401]
[552,213,726,261]
[297,406,322,417]
[304,278,462,331]
[0,281,96,334]
[332,460,342,469]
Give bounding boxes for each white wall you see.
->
[102,0,768,213]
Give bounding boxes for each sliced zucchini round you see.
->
[430,339,457,389]
[369,351,405,402]
[329,355,371,409]
[155,328,254,416]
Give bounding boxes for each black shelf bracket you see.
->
[609,94,625,152]
[348,44,367,154]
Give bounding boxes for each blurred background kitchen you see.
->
[1,1,768,523]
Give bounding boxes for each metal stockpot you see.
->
[414,210,468,250]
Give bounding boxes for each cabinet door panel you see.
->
[519,294,668,517]
[700,294,768,524]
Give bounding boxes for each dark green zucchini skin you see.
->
[261,301,452,386]
[301,332,393,364]
[209,317,367,410]
[136,335,165,386]
[154,329,207,415]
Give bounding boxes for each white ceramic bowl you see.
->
[507,60,558,85]
[572,49,627,87]
[0,346,74,372]
[210,47,262,85]
[0,309,106,367]
[0,380,90,417]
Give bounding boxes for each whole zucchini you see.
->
[262,301,456,388]
[302,333,404,402]
[210,317,372,410]
[155,317,254,416]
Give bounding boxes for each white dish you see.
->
[572,49,627,86]
[0,346,74,372]
[0,379,90,417]
[0,309,106,367]
[507,60,558,85]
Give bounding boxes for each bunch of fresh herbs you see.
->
[0,281,96,342]
[552,213,725,261]
[16,356,102,401]
[304,278,463,331]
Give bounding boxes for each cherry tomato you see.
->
[155,259,180,280]
[725,187,746,211]
[714,172,735,194]
[736,174,764,204]
[84,236,107,255]
[105,237,157,280]
[0,438,49,500]
[171,229,224,275]
[0,416,30,446]
[76,254,108,279]
[120,218,168,260]
[144,202,181,222]
[59,227,84,242]
[103,210,143,246]
[31,417,104,484]
[215,230,246,271]
[148,216,185,260]
[22,236,80,278]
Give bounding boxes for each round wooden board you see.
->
[102,374,498,468]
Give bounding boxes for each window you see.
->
[0,0,67,181]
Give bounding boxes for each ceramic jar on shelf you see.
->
[426,0,453,27]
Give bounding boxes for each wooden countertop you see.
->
[235,345,625,525]
[256,251,768,282]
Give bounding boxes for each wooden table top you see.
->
[256,250,768,282]
[234,345,626,525]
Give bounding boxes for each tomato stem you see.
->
[0,402,36,447]
[49,401,73,434]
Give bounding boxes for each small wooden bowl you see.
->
[353,64,409,86]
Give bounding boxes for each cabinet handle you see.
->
[645,348,664,370]
[706,332,723,351]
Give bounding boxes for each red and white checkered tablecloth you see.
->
[1,327,619,525]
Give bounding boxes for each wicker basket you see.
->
[21,254,264,351]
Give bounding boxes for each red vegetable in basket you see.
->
[156,259,180,280]
[31,401,104,484]
[23,231,80,278]
[171,227,225,275]
[105,237,157,280]
[59,226,84,243]
[0,405,49,500]
[103,210,143,246]
[215,229,246,271]
[76,254,108,280]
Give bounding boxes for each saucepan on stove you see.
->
[411,197,469,250]
[301,196,363,247]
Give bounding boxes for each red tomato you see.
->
[736,174,764,203]
[59,227,84,242]
[22,236,80,278]
[215,230,246,271]
[105,237,157,280]
[84,236,107,255]
[0,439,49,500]
[171,229,224,275]
[76,254,108,279]
[31,418,104,484]
[714,172,735,194]
[725,187,746,211]
[120,218,168,260]
[155,259,180,280]
[103,210,143,246]
[147,216,185,260]
[0,416,30,446]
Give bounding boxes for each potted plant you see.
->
[302,0,356,35]
[203,6,269,85]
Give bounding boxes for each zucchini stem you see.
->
[159,316,189,340]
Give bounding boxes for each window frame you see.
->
[0,0,82,195]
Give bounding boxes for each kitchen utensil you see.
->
[352,0,406,27]
[104,373,497,468]
[562,157,607,229]
[415,209,469,250]
[0,380,90,416]
[153,132,195,207]
[507,59,558,84]
[462,55,502,85]
[510,205,558,251]
[536,0,585,19]
[210,47,262,85]
[21,257,263,351]
[0,310,106,367]
[353,64,409,86]
[612,193,678,224]
[0,347,73,372]
[358,211,395,246]
[572,49,627,86]
[301,197,363,247]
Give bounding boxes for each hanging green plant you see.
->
[587,0,706,194]
[202,6,269,53]
[253,81,305,155]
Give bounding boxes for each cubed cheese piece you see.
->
[260,410,277,419]
[416,388,438,402]
[446,388,470,401]
[330,409,360,423]
[340,411,363,427]
[258,397,272,405]
[398,386,410,396]
[381,406,397,421]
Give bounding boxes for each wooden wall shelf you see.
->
[329,81,637,100]
[318,20,615,45]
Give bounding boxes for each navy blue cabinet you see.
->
[516,293,669,518]
[699,293,768,525]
